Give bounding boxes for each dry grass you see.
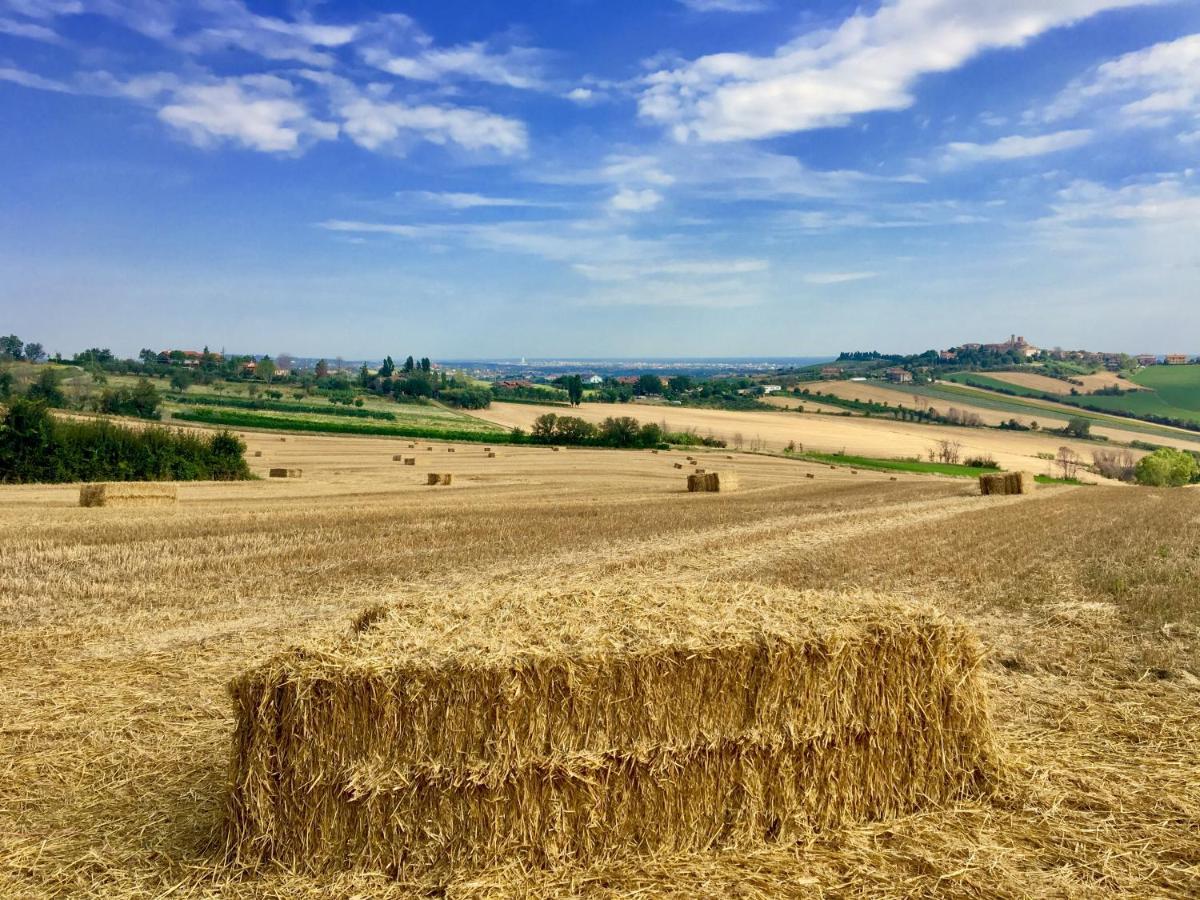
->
[0,429,1197,898]
[78,482,178,507]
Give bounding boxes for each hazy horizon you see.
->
[2,0,1198,357]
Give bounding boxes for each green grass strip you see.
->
[793,450,999,478]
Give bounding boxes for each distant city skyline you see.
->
[2,0,1198,357]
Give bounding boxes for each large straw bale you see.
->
[253,450,263,457]
[487,452,496,458]
[226,582,995,876]
[687,471,738,492]
[78,482,177,508]
[392,454,405,461]
[404,458,416,466]
[268,468,301,479]
[980,472,1034,496]
[426,473,453,486]
[673,463,684,469]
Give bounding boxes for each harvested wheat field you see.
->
[1,428,1198,898]
[473,400,1163,480]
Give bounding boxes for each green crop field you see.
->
[944,370,1200,428]
[1130,365,1200,411]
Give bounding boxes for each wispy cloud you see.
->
[0,64,72,92]
[641,0,1154,142]
[802,271,878,285]
[1041,33,1200,128]
[407,191,556,209]
[677,0,770,13]
[0,16,60,41]
[939,129,1093,167]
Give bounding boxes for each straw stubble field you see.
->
[1,429,1198,898]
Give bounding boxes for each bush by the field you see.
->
[0,400,251,483]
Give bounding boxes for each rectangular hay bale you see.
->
[225,583,995,876]
[268,468,301,479]
[426,473,453,485]
[687,471,737,492]
[980,472,1033,496]
[78,482,177,508]
[404,458,416,466]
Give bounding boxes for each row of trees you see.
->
[0,400,250,483]
[0,334,46,362]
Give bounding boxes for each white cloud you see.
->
[641,0,1155,142]
[677,0,769,12]
[408,191,551,209]
[319,219,425,237]
[158,75,337,153]
[0,64,72,92]
[939,129,1093,166]
[565,87,594,103]
[358,14,547,90]
[573,258,768,281]
[0,16,59,40]
[608,187,664,212]
[1044,175,1200,227]
[802,271,878,284]
[335,91,527,155]
[1042,33,1200,127]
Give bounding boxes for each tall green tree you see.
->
[565,374,583,406]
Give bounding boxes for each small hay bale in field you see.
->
[427,447,433,452]
[253,450,263,457]
[890,476,898,481]
[268,468,301,479]
[404,458,416,466]
[687,471,737,492]
[484,447,492,452]
[447,447,456,453]
[673,462,684,469]
[552,446,560,452]
[408,443,416,448]
[392,454,405,461]
[830,465,836,469]
[225,582,996,877]
[279,437,286,442]
[695,467,706,474]
[651,449,659,454]
[426,473,453,486]
[806,473,815,479]
[851,469,858,474]
[79,482,177,508]
[487,452,496,458]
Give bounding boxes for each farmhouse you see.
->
[1136,354,1159,366]
[762,384,782,394]
[886,368,913,384]
[1165,354,1189,365]
[820,366,843,378]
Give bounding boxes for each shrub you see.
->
[1092,449,1137,482]
[1134,448,1199,487]
[964,456,997,469]
[0,399,251,483]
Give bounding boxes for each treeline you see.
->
[527,413,727,449]
[0,400,251,484]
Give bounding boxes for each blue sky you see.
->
[1,0,1198,359]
